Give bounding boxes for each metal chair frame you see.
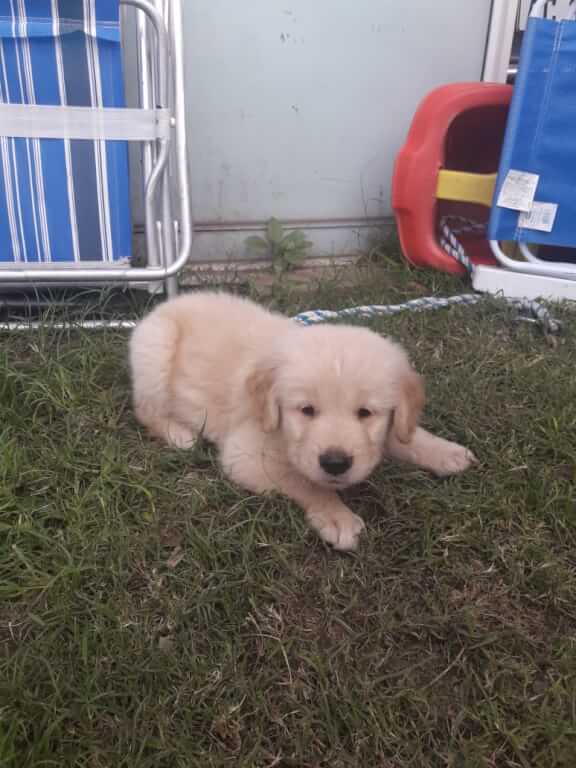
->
[0,0,192,294]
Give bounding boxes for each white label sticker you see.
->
[497,170,540,212]
[518,202,558,233]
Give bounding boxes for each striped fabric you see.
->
[0,0,131,263]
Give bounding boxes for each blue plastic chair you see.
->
[488,0,576,281]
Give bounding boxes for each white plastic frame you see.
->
[483,0,520,82]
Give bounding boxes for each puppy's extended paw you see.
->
[429,440,478,477]
[306,506,366,551]
[163,421,198,450]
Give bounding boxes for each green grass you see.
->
[1,256,576,767]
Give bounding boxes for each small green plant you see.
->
[245,217,312,276]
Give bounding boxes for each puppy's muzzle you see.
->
[319,450,353,477]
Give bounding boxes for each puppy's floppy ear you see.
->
[246,361,281,433]
[392,366,425,444]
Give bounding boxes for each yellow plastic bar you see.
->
[436,169,497,207]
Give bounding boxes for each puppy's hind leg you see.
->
[129,313,197,450]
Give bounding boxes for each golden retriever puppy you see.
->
[129,292,476,550]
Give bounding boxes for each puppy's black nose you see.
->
[319,450,353,476]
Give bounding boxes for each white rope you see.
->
[293,294,482,324]
[292,217,561,335]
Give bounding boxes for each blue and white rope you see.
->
[293,217,561,335]
[293,294,483,325]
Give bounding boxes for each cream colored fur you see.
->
[129,292,477,550]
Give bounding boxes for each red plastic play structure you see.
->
[392,82,513,274]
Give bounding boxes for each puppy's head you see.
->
[247,324,424,489]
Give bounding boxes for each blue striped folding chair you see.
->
[0,0,191,294]
[474,0,576,301]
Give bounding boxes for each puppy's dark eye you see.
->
[357,407,372,420]
[301,405,316,417]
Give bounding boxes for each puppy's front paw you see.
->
[306,506,366,551]
[163,421,197,450]
[431,440,478,477]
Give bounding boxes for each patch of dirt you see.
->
[211,712,242,753]
[159,526,184,549]
[248,264,359,291]
[448,573,552,641]
[180,259,419,300]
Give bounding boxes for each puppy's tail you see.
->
[129,309,180,428]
